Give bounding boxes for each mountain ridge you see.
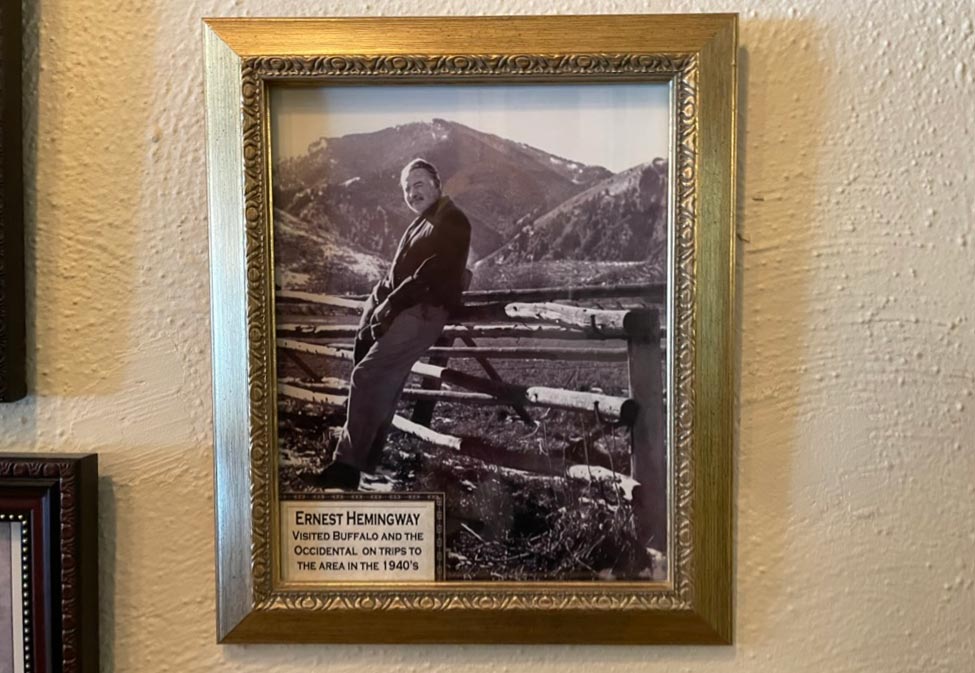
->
[272,119,667,293]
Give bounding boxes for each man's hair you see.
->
[400,158,441,189]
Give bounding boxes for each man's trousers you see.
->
[332,303,449,472]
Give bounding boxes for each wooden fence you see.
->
[275,282,666,549]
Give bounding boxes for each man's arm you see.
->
[383,214,470,312]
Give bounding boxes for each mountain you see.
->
[272,208,386,295]
[273,118,613,261]
[475,159,668,278]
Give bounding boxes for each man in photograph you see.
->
[317,158,471,490]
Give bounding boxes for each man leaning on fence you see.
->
[316,158,472,490]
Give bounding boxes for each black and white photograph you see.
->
[271,83,671,582]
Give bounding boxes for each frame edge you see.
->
[217,606,730,644]
[75,454,99,672]
[206,12,739,645]
[691,14,738,644]
[0,0,26,403]
[204,22,255,643]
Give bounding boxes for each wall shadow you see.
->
[730,16,824,648]
[86,442,214,673]
[96,475,117,673]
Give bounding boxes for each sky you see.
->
[270,83,670,173]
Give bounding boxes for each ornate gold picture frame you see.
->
[204,14,736,644]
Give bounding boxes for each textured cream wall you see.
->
[1,0,972,670]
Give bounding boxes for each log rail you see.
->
[276,283,665,547]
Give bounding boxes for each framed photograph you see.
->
[0,0,26,403]
[0,454,99,672]
[205,14,736,644]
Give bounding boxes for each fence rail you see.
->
[280,383,466,452]
[280,379,635,480]
[277,339,637,423]
[277,282,666,548]
[318,343,630,362]
[277,282,665,310]
[277,322,631,341]
[413,345,630,362]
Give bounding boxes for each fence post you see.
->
[411,335,454,426]
[458,335,533,426]
[626,308,666,552]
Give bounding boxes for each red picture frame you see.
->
[0,455,98,673]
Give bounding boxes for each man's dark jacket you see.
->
[354,196,471,363]
[379,196,471,312]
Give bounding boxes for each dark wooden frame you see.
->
[0,0,26,402]
[0,455,99,673]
